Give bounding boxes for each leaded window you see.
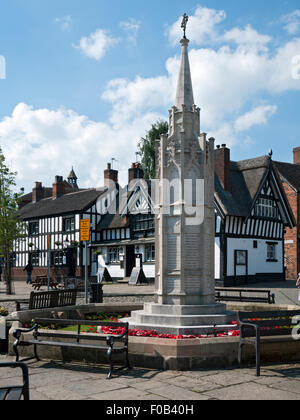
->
[255,198,278,219]
[108,247,120,263]
[145,244,155,262]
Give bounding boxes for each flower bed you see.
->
[97,320,240,340]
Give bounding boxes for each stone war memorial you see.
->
[129,16,234,335]
[4,12,300,402]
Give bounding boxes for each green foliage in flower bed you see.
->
[23,312,130,332]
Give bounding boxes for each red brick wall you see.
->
[282,180,299,279]
[214,146,230,192]
[11,266,86,282]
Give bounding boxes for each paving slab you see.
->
[2,355,300,400]
[204,381,300,400]
[90,387,159,401]
[149,384,211,400]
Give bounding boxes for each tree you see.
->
[0,148,25,294]
[137,120,168,179]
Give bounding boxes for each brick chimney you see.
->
[32,182,44,203]
[214,144,231,192]
[104,163,118,188]
[293,147,300,165]
[128,162,144,184]
[52,176,66,199]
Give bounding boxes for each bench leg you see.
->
[107,347,113,380]
[238,342,244,368]
[13,340,20,362]
[125,347,131,370]
[256,339,261,377]
[33,344,40,362]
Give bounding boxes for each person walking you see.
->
[24,262,33,285]
[0,265,2,282]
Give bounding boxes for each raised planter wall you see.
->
[8,302,300,371]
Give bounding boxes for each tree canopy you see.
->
[0,147,25,294]
[137,120,168,179]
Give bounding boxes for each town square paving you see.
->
[1,279,300,400]
[2,354,300,400]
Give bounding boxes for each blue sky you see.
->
[0,0,300,191]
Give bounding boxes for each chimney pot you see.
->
[32,182,44,203]
[104,163,118,188]
[52,176,66,199]
[293,147,300,165]
[129,162,144,184]
[214,145,230,192]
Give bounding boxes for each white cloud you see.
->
[54,15,72,32]
[74,29,119,61]
[223,25,271,52]
[102,7,300,149]
[0,103,163,191]
[166,6,226,46]
[120,18,141,45]
[235,105,278,132]
[281,10,300,35]
[102,75,172,128]
[3,6,300,192]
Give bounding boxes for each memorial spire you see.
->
[175,14,195,110]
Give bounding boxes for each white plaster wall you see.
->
[227,238,283,276]
[106,264,124,278]
[143,264,155,278]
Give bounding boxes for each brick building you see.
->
[274,148,300,280]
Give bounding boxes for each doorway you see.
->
[125,245,135,277]
[234,250,248,286]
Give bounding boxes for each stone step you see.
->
[143,302,227,316]
[130,310,235,327]
[127,318,237,335]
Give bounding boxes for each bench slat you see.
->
[34,318,128,328]
[23,339,125,351]
[34,332,124,342]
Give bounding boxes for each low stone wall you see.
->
[227,302,300,312]
[8,328,300,371]
[7,302,300,371]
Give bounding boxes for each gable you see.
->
[121,180,154,216]
[250,165,294,228]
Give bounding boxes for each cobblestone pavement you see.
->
[2,355,300,400]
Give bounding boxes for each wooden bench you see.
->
[13,318,131,380]
[32,276,58,291]
[0,362,29,400]
[15,289,77,311]
[238,310,300,376]
[216,288,275,305]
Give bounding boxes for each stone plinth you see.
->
[128,302,235,335]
